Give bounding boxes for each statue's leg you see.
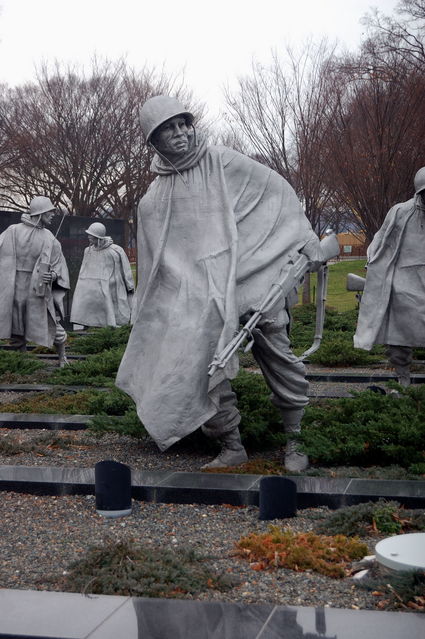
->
[252,311,309,472]
[386,344,412,387]
[200,380,248,469]
[53,316,68,368]
[10,334,27,352]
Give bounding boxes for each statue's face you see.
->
[152,115,190,158]
[41,210,55,225]
[87,235,98,246]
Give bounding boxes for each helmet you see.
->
[414,167,425,194]
[139,95,194,143]
[85,222,106,239]
[28,196,56,216]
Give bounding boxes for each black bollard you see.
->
[95,460,132,518]
[259,476,297,520]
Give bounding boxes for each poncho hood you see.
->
[92,236,113,250]
[150,134,208,175]
[21,213,44,228]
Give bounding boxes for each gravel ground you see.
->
[0,491,391,611]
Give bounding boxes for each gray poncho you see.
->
[0,216,69,347]
[354,196,425,350]
[71,239,134,328]
[116,139,321,450]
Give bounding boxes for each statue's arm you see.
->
[113,245,135,292]
[50,240,70,290]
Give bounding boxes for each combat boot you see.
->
[56,341,69,368]
[10,335,27,352]
[201,428,248,470]
[394,363,411,387]
[282,408,309,472]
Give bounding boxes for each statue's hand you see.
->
[307,259,323,273]
[299,249,322,272]
[299,240,324,272]
[42,270,57,283]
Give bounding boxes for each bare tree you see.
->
[223,59,293,180]
[362,0,425,72]
[223,40,340,237]
[223,40,341,303]
[0,60,202,241]
[324,54,425,242]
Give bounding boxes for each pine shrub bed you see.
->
[82,371,425,472]
[236,526,368,578]
[48,347,124,386]
[71,325,131,354]
[314,500,425,537]
[301,386,425,470]
[0,350,44,379]
[64,539,233,598]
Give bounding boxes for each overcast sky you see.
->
[0,0,398,118]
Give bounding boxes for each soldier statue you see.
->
[117,95,325,471]
[71,222,134,328]
[354,167,425,387]
[0,196,69,366]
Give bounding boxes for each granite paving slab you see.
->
[0,413,92,430]
[0,589,423,639]
[0,588,129,639]
[0,385,108,393]
[306,371,425,383]
[34,354,87,360]
[1,465,424,508]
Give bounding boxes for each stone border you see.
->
[1,465,424,509]
[0,588,423,639]
[0,413,92,430]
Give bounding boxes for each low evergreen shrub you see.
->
[322,307,358,333]
[287,305,383,365]
[48,347,124,386]
[88,409,147,438]
[231,370,284,449]
[0,350,43,376]
[64,539,234,597]
[413,347,425,360]
[290,305,358,348]
[236,526,368,578]
[359,569,425,611]
[314,500,408,537]
[0,433,38,456]
[202,459,286,475]
[289,303,317,351]
[308,333,383,366]
[0,431,82,455]
[87,370,285,448]
[72,325,131,354]
[86,386,134,415]
[238,350,257,369]
[85,373,425,472]
[301,387,425,468]
[0,389,98,414]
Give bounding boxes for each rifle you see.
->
[346,272,366,307]
[346,272,366,291]
[207,231,340,377]
[35,167,85,297]
[35,206,68,298]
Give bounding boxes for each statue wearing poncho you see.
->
[354,167,425,387]
[71,223,134,328]
[116,96,323,470]
[0,199,69,358]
